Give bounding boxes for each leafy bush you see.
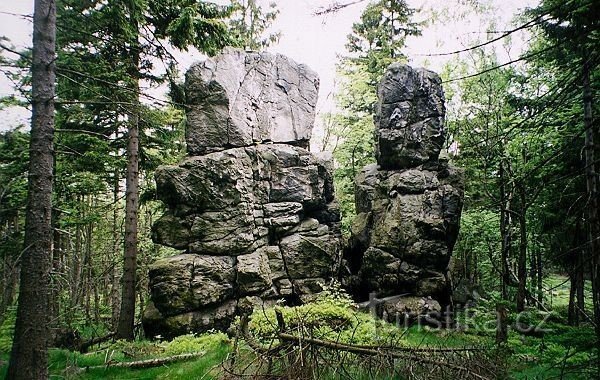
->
[247,283,405,346]
[108,339,164,359]
[164,332,229,356]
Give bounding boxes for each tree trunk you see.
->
[116,8,140,339]
[496,303,508,344]
[516,184,527,312]
[72,221,82,308]
[0,256,19,325]
[50,208,61,337]
[536,241,543,306]
[576,254,585,322]
[83,217,92,319]
[499,160,513,300]
[568,270,577,325]
[116,108,139,340]
[582,59,600,343]
[529,241,537,304]
[6,0,56,377]
[111,169,121,330]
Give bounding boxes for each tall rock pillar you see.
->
[343,64,464,307]
[143,48,341,339]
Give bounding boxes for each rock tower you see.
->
[143,48,342,339]
[343,64,464,308]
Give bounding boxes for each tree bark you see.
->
[516,184,527,312]
[7,0,56,378]
[499,159,513,300]
[116,4,140,339]
[568,270,577,325]
[111,168,121,330]
[116,108,139,340]
[582,59,600,343]
[84,351,205,370]
[496,303,508,344]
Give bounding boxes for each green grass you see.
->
[543,274,593,311]
[0,333,231,380]
[0,274,597,379]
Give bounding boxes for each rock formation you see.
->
[343,63,464,308]
[143,48,341,339]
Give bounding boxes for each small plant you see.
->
[0,307,16,354]
[163,332,229,356]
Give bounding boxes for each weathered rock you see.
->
[154,144,333,216]
[279,231,338,279]
[149,254,236,316]
[186,47,319,155]
[380,296,442,323]
[143,300,238,340]
[237,250,272,295]
[145,51,341,338]
[375,64,446,170]
[344,64,463,308]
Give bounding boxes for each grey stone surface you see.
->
[148,254,236,316]
[380,296,442,323]
[375,64,446,170]
[186,47,319,155]
[344,64,463,308]
[145,52,341,338]
[237,250,273,295]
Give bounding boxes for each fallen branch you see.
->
[234,310,501,379]
[276,332,490,380]
[85,351,206,370]
[79,331,115,353]
[79,322,142,353]
[239,314,283,355]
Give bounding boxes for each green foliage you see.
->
[452,209,501,292]
[248,283,407,346]
[0,307,16,354]
[229,0,280,50]
[163,332,229,356]
[41,335,231,379]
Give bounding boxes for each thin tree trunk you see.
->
[576,253,585,323]
[516,184,527,312]
[7,0,56,377]
[0,256,19,324]
[83,214,93,320]
[72,221,82,307]
[536,240,543,306]
[568,270,577,325]
[111,169,121,330]
[582,59,600,344]
[116,108,139,340]
[116,8,140,339]
[499,159,512,300]
[529,241,537,304]
[50,208,61,336]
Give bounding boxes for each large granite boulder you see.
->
[343,64,463,307]
[144,49,341,339]
[186,47,319,155]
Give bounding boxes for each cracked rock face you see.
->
[185,47,319,155]
[143,49,341,339]
[375,63,446,170]
[343,64,463,307]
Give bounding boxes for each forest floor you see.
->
[0,275,597,379]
